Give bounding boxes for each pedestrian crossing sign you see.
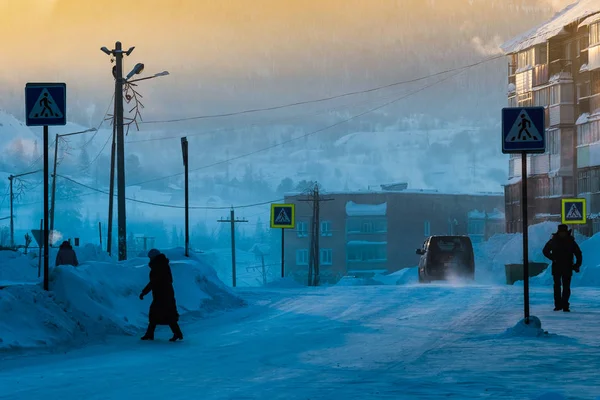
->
[561,198,586,225]
[25,83,67,126]
[502,107,545,154]
[270,203,295,229]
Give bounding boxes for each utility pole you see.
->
[101,41,134,261]
[218,208,248,287]
[181,137,189,257]
[299,183,333,286]
[107,106,117,256]
[8,175,13,248]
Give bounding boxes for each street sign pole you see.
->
[181,137,189,257]
[25,82,67,291]
[43,125,50,291]
[502,106,545,325]
[521,151,530,323]
[281,228,285,278]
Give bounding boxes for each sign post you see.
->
[270,204,295,278]
[26,83,67,291]
[181,137,189,257]
[502,106,545,324]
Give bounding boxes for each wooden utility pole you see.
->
[299,183,333,286]
[218,208,248,287]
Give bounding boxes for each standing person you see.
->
[542,224,582,312]
[55,241,79,267]
[139,249,184,341]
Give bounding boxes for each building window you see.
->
[296,221,308,238]
[320,221,332,237]
[424,220,431,236]
[296,249,308,266]
[346,243,387,263]
[346,218,387,234]
[548,129,559,154]
[591,22,600,47]
[320,249,332,265]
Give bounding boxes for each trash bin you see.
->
[505,262,549,285]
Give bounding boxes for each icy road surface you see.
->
[1,284,600,399]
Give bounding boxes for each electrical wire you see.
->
[55,174,283,210]
[141,54,505,124]
[131,67,468,187]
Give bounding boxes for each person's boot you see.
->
[554,306,562,311]
[141,334,154,340]
[169,333,183,342]
[563,307,570,312]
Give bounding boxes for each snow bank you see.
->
[502,316,547,338]
[0,250,41,284]
[475,222,587,285]
[265,277,303,288]
[388,267,419,285]
[0,247,244,351]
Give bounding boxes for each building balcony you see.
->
[577,142,600,169]
[549,103,575,126]
[533,64,549,87]
[549,59,573,77]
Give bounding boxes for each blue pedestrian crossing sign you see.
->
[502,107,545,154]
[561,198,586,225]
[25,83,67,126]
[270,203,295,229]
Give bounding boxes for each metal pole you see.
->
[107,107,116,256]
[521,152,530,323]
[43,125,50,291]
[281,228,285,278]
[115,41,127,261]
[181,137,189,257]
[98,222,103,248]
[8,176,13,248]
[38,219,42,278]
[261,254,266,285]
[50,135,59,236]
[231,208,236,288]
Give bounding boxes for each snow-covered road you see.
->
[1,284,600,399]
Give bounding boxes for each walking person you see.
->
[55,240,79,267]
[139,249,184,341]
[542,224,582,312]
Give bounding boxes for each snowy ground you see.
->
[1,284,600,399]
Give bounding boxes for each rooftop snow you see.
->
[346,202,387,217]
[579,12,600,27]
[468,209,487,219]
[501,0,600,54]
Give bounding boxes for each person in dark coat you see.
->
[139,249,184,341]
[542,224,582,312]
[55,241,79,267]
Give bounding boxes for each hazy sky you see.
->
[0,0,574,127]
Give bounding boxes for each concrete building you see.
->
[501,0,600,234]
[283,185,504,285]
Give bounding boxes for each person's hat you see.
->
[557,224,569,232]
[147,249,161,259]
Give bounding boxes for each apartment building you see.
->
[501,0,600,234]
[283,186,504,285]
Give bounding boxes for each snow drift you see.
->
[0,247,244,351]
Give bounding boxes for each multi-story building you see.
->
[501,0,600,234]
[284,185,504,285]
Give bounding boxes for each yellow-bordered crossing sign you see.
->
[270,203,295,229]
[561,198,586,225]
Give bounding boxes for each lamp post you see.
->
[101,42,168,260]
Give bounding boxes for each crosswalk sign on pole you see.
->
[502,107,546,154]
[25,83,67,126]
[270,204,295,229]
[561,198,586,224]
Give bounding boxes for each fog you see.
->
[0,0,573,254]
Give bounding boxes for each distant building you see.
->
[283,185,504,285]
[501,0,600,234]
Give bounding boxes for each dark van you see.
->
[416,236,475,283]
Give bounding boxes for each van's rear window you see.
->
[431,237,470,252]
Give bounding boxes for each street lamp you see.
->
[100,41,169,261]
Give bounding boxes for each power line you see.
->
[132,67,467,186]
[126,82,420,144]
[141,54,505,125]
[55,174,282,210]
